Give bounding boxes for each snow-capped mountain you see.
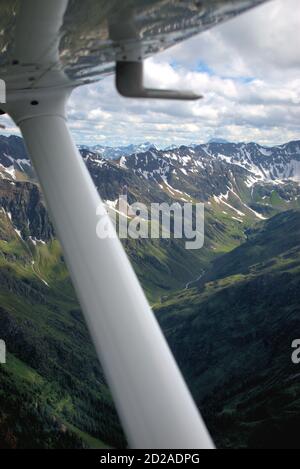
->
[1,135,300,223]
[117,140,300,187]
[78,141,156,160]
[109,140,300,220]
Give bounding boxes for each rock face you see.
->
[0,180,53,242]
[0,135,29,163]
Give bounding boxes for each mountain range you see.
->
[2,136,300,217]
[77,141,157,160]
[0,134,299,448]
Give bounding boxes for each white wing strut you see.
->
[8,93,214,449]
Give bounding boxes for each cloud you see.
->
[159,0,300,80]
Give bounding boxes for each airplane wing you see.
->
[0,0,269,92]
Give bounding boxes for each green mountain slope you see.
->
[155,210,300,448]
[0,232,125,448]
[0,176,250,448]
[200,209,300,284]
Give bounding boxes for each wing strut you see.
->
[7,92,214,449]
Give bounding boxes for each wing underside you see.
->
[0,0,269,93]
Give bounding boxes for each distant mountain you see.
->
[111,140,300,221]
[117,140,300,188]
[2,136,300,219]
[78,141,156,160]
[1,135,300,234]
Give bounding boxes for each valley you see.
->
[155,210,300,448]
[0,135,299,448]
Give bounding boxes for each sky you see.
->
[2,0,300,147]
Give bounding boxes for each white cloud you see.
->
[159,0,300,80]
